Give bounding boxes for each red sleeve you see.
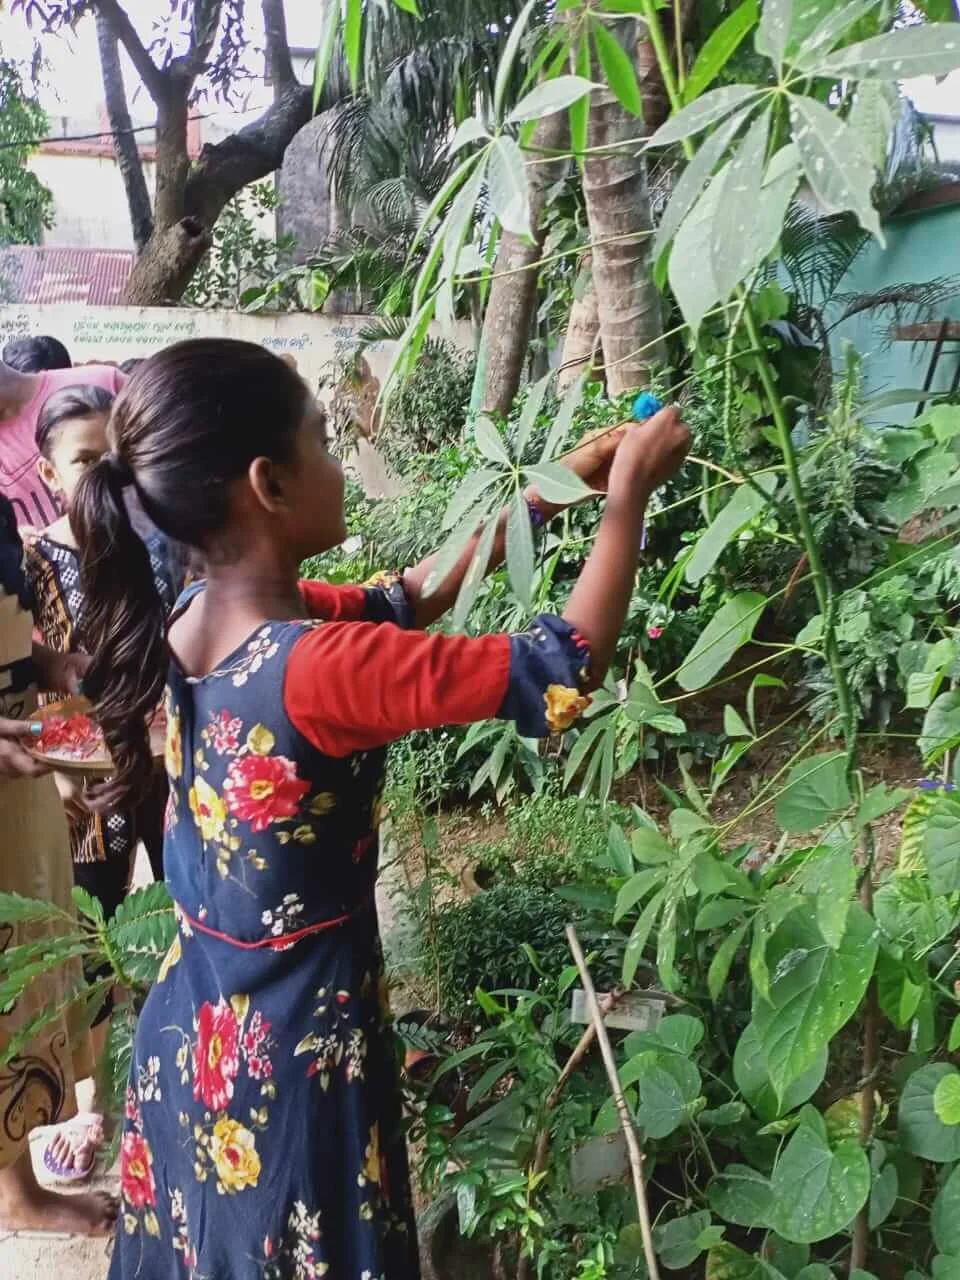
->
[298,579,371,622]
[284,622,510,757]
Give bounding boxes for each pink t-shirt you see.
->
[0,365,126,528]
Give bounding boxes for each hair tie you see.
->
[105,451,134,487]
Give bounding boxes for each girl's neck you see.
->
[201,564,306,621]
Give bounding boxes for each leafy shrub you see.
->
[433,883,574,1017]
[377,338,475,471]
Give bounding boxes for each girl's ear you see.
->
[248,456,286,514]
[37,456,60,497]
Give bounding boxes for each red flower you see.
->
[223,754,310,832]
[647,626,664,640]
[210,710,242,755]
[120,1132,156,1209]
[192,997,240,1112]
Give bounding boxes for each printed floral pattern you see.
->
[543,682,591,732]
[193,996,241,1112]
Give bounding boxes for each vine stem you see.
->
[566,926,661,1280]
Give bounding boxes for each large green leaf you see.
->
[708,1164,774,1228]
[508,76,596,125]
[636,1056,702,1139]
[522,462,594,505]
[734,1022,827,1122]
[932,1165,960,1255]
[668,170,725,336]
[685,0,760,101]
[775,752,851,834]
[712,108,771,298]
[706,1242,786,1280]
[848,79,897,173]
[592,20,643,115]
[869,1161,898,1230]
[751,904,878,1101]
[514,372,551,461]
[506,488,535,611]
[756,0,795,66]
[687,475,778,585]
[452,516,498,630]
[935,1072,960,1125]
[474,415,511,466]
[648,85,762,147]
[818,23,960,81]
[654,108,753,260]
[677,592,767,692]
[487,136,530,238]
[923,795,960,896]
[920,691,960,763]
[768,1123,870,1243]
[788,95,882,242]
[493,0,538,119]
[800,842,856,950]
[653,1211,715,1270]
[791,1,877,71]
[900,1064,960,1162]
[539,374,584,462]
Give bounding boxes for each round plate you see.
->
[29,696,166,776]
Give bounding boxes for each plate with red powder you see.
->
[30,696,166,774]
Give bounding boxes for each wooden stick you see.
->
[566,926,661,1280]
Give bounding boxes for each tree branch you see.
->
[262,0,297,95]
[92,0,167,103]
[95,9,153,251]
[185,0,223,77]
[183,81,312,228]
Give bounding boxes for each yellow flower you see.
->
[210,1116,261,1192]
[157,933,182,984]
[543,684,591,733]
[189,776,227,844]
[308,791,337,817]
[144,1209,161,1237]
[293,824,317,845]
[362,1124,381,1186]
[246,724,275,756]
[165,712,183,780]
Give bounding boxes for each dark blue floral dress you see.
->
[109,577,590,1279]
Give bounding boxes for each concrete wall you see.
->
[30,152,158,251]
[827,198,960,425]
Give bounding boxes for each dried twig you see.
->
[566,926,661,1280]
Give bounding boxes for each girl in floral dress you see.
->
[69,339,689,1279]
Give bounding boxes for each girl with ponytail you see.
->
[72,338,688,1278]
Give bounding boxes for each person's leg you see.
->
[0,1146,116,1235]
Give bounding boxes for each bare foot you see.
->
[0,1183,118,1235]
[40,1114,104,1182]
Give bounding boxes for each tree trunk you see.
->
[479,110,568,417]
[122,218,211,306]
[582,16,664,395]
[558,256,600,389]
[95,11,153,252]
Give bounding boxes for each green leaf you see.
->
[474,415,511,467]
[677,592,767,692]
[422,510,487,598]
[921,691,960,763]
[869,1161,898,1230]
[493,0,539,120]
[818,23,960,81]
[449,117,490,155]
[702,1101,748,1128]
[724,705,752,738]
[734,1022,827,1122]
[658,1014,705,1055]
[654,1211,714,1269]
[791,1,876,70]
[669,166,724,336]
[563,718,607,790]
[685,0,759,101]
[775,751,851,834]
[636,1057,702,1139]
[950,1013,960,1053]
[312,0,341,108]
[767,1123,870,1244]
[441,468,502,533]
[708,1164,774,1228]
[614,868,664,923]
[848,79,897,174]
[523,462,594,505]
[788,95,883,243]
[540,374,585,462]
[514,374,551,462]
[508,75,597,125]
[706,1242,786,1280]
[923,795,960,896]
[756,0,794,66]
[452,517,498,630]
[932,1165,960,1254]
[794,1268,835,1280]
[711,111,773,296]
[631,825,674,865]
[592,21,643,115]
[751,904,877,1102]
[709,921,750,1000]
[570,37,591,160]
[698,897,749,931]
[391,0,421,12]
[343,0,363,91]
[687,474,778,585]
[856,783,910,827]
[506,488,535,611]
[488,136,531,238]
[0,892,73,927]
[799,842,856,950]
[622,890,665,987]
[900,1064,960,1162]
[71,886,105,925]
[935,1073,960,1126]
[648,85,762,148]
[654,108,752,261]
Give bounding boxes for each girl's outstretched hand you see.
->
[607,405,690,503]
[561,423,629,493]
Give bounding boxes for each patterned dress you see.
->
[110,576,591,1279]
[25,532,177,921]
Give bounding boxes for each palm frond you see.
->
[779,204,871,312]
[829,275,960,342]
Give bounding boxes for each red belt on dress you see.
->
[178,901,367,951]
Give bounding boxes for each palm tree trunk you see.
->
[582,16,664,395]
[479,110,568,416]
[558,255,600,389]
